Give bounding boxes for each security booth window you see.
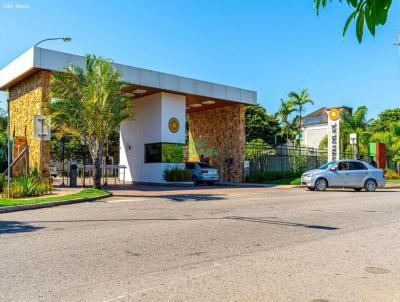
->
[145,143,184,163]
[145,143,162,163]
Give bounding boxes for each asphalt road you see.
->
[1,186,400,302]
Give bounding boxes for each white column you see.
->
[119,92,186,183]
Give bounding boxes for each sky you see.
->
[1,0,400,119]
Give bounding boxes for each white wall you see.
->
[302,124,328,149]
[161,92,186,144]
[119,92,186,183]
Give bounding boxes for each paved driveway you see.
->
[1,186,400,302]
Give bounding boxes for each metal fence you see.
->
[57,164,127,187]
[246,146,398,175]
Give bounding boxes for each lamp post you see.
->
[5,38,71,196]
[34,37,71,178]
[34,37,71,47]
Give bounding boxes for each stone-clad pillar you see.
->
[188,104,245,182]
[9,71,51,177]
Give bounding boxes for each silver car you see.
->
[301,160,386,192]
[185,162,220,185]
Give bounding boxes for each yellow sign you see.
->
[328,108,340,121]
[168,118,180,133]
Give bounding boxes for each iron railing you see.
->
[246,146,397,175]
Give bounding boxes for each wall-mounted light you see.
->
[190,104,202,108]
[201,100,215,105]
[133,89,147,94]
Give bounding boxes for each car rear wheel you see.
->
[192,176,199,186]
[364,179,377,192]
[315,178,327,191]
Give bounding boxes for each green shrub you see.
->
[385,169,400,179]
[246,170,303,183]
[1,169,52,198]
[0,176,7,193]
[164,167,192,182]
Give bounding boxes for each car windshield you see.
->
[319,161,336,170]
[197,163,211,168]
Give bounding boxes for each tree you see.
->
[47,55,133,188]
[370,108,400,133]
[245,104,281,145]
[314,0,392,43]
[50,135,89,164]
[288,89,314,136]
[318,135,328,149]
[277,98,296,143]
[340,105,371,156]
[0,108,6,131]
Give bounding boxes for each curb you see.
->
[217,182,270,187]
[217,182,297,188]
[0,192,112,214]
[383,185,400,189]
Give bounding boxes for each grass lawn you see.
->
[0,188,108,207]
[387,179,400,183]
[261,177,301,185]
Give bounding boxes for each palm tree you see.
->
[46,55,133,188]
[340,106,371,157]
[277,98,295,143]
[288,89,314,135]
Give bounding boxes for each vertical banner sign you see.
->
[327,108,340,162]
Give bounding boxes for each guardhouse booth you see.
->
[0,47,257,183]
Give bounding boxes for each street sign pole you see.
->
[6,93,11,198]
[40,116,43,177]
[350,133,357,160]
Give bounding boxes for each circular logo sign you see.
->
[168,118,180,133]
[328,108,340,121]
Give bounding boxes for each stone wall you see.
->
[188,104,245,182]
[9,71,51,177]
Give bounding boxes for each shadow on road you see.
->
[0,220,44,234]
[24,216,338,231]
[108,193,226,202]
[225,216,339,230]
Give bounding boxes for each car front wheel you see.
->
[364,179,377,192]
[192,176,199,186]
[315,178,328,191]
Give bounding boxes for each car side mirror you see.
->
[330,166,337,172]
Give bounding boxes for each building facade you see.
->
[0,47,257,183]
[301,106,352,149]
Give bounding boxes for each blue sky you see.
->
[1,0,400,118]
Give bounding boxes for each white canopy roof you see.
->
[0,47,257,105]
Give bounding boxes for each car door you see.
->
[348,161,368,187]
[329,162,350,186]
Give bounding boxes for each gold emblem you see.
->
[168,118,180,133]
[328,108,340,121]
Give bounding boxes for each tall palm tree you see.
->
[288,89,314,135]
[277,98,295,143]
[340,106,371,157]
[46,55,133,188]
